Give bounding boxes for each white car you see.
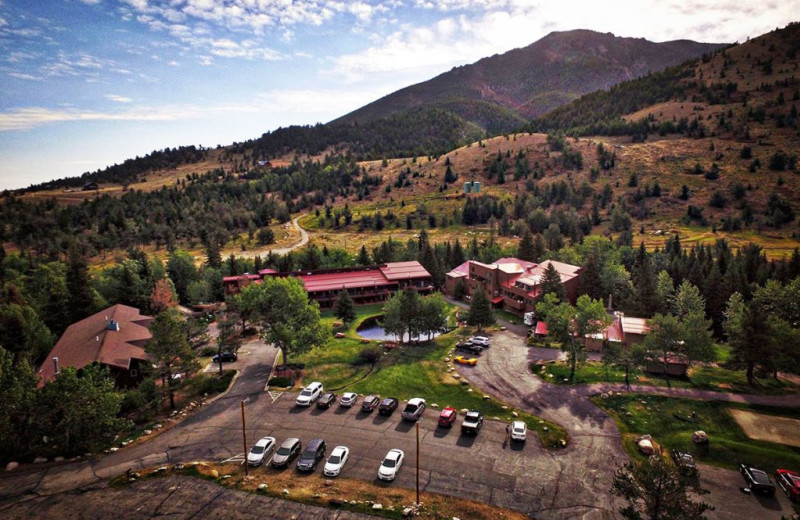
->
[470,336,490,347]
[247,436,276,466]
[378,449,405,481]
[340,392,358,407]
[510,421,527,442]
[323,445,350,477]
[295,381,323,406]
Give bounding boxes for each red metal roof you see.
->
[535,321,548,336]
[491,296,503,304]
[299,268,388,292]
[222,274,260,282]
[38,304,153,386]
[379,261,431,281]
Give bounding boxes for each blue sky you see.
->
[0,0,797,190]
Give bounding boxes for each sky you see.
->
[0,1,797,191]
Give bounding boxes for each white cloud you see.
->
[106,94,133,103]
[8,72,42,81]
[79,0,102,5]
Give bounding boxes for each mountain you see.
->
[333,30,726,127]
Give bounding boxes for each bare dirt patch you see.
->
[729,409,800,448]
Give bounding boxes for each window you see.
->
[130,369,138,377]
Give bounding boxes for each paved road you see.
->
[459,329,799,519]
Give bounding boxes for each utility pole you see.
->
[415,420,421,505]
[241,399,249,477]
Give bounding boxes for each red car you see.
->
[438,406,457,427]
[776,469,800,502]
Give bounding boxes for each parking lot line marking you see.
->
[268,391,283,402]
[222,453,246,464]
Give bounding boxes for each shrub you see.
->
[192,372,235,395]
[268,376,294,388]
[356,346,381,365]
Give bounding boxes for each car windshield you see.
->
[751,470,770,483]
[404,404,418,412]
[301,450,315,459]
[300,390,312,396]
[328,455,340,464]
[513,426,524,433]
[382,399,393,405]
[467,413,479,420]
[277,446,291,455]
[382,458,396,468]
[250,446,264,454]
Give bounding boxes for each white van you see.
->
[295,381,324,406]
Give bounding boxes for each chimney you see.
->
[52,357,59,375]
[607,294,613,311]
[107,319,120,331]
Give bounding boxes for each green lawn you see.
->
[592,394,800,473]
[535,360,796,395]
[297,305,568,448]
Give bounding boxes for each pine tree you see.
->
[539,263,565,302]
[517,228,537,262]
[466,287,495,332]
[631,242,659,317]
[66,246,95,324]
[357,245,371,265]
[334,289,357,323]
[578,251,604,300]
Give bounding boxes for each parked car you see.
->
[323,445,350,477]
[461,411,484,435]
[296,438,326,472]
[361,394,380,412]
[212,350,237,363]
[247,436,276,466]
[775,469,800,502]
[469,336,490,347]
[510,421,527,442]
[340,392,359,408]
[316,392,337,409]
[379,397,399,416]
[295,381,324,407]
[671,450,698,474]
[401,398,426,422]
[454,356,477,366]
[438,406,457,427]
[378,449,405,481]
[271,438,302,468]
[456,342,484,355]
[740,463,776,496]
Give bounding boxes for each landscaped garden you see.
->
[533,359,796,395]
[293,304,568,448]
[592,393,800,473]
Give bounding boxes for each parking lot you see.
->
[232,395,575,517]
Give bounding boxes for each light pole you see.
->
[241,398,249,477]
[415,419,421,505]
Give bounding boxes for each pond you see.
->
[356,315,442,342]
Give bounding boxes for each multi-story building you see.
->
[445,257,581,314]
[224,261,433,309]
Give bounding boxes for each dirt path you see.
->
[235,216,310,259]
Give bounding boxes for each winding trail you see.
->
[235,215,310,259]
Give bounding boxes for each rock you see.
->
[636,435,656,455]
[157,466,168,473]
[5,462,19,471]
[324,479,333,486]
[211,469,219,478]
[372,504,383,510]
[258,483,268,491]
[221,474,231,479]
[460,408,469,414]
[543,427,548,432]
[600,393,609,399]
[329,498,344,506]
[460,380,468,386]
[153,424,163,429]
[466,388,472,392]
[403,507,415,517]
[482,395,490,400]
[452,374,460,379]
[350,500,357,505]
[54,456,64,463]
[501,406,508,410]
[431,403,439,409]
[282,489,290,495]
[121,441,130,446]
[33,456,48,464]
[511,411,519,418]
[692,430,709,444]
[143,430,153,435]
[174,463,185,470]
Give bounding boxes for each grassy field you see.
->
[298,305,568,448]
[592,394,800,473]
[534,360,796,395]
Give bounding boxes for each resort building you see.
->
[445,257,582,314]
[223,261,434,309]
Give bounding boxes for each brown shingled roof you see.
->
[37,304,153,386]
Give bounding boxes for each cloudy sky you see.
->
[0,0,797,190]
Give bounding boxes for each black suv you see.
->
[379,397,399,416]
[296,438,326,472]
[740,463,776,496]
[456,341,484,355]
[212,350,237,362]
